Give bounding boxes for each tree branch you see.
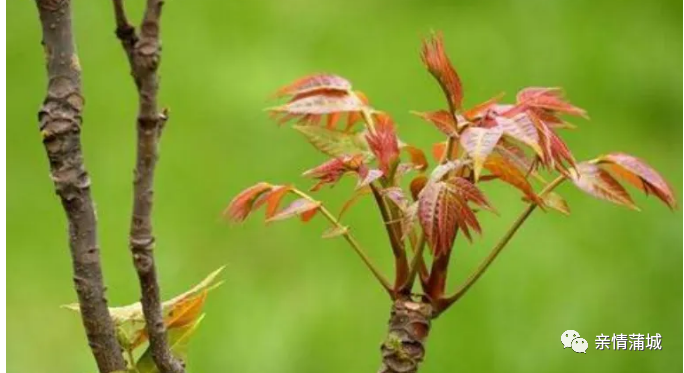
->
[34,0,126,371]
[435,175,567,314]
[112,0,184,372]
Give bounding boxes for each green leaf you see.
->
[293,125,372,159]
[541,192,570,215]
[63,267,223,351]
[135,315,206,373]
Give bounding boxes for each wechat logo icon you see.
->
[562,330,587,353]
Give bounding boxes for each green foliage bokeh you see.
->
[7,0,682,372]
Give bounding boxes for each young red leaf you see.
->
[421,33,464,110]
[570,162,637,209]
[449,176,495,213]
[529,113,576,169]
[264,185,292,218]
[274,74,352,98]
[483,153,540,203]
[417,179,484,253]
[516,87,587,118]
[300,207,319,222]
[402,145,429,172]
[459,125,504,180]
[224,182,273,222]
[267,198,321,223]
[302,155,365,191]
[412,110,458,137]
[599,153,676,209]
[417,181,461,255]
[365,113,400,175]
[494,139,537,176]
[495,114,543,157]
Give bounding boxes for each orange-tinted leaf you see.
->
[463,92,506,120]
[326,111,343,129]
[484,153,539,203]
[267,198,321,222]
[517,87,587,118]
[460,125,504,180]
[300,207,319,222]
[275,74,352,98]
[264,185,292,218]
[165,291,207,330]
[431,141,459,161]
[421,33,464,110]
[224,182,273,222]
[410,175,428,201]
[402,145,428,172]
[599,153,676,209]
[570,162,637,209]
[365,113,400,175]
[412,110,458,137]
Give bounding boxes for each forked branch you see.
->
[34,0,126,371]
[112,0,183,372]
[436,175,567,314]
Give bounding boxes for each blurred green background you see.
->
[7,0,682,372]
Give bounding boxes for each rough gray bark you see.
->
[379,300,433,373]
[34,0,126,372]
[112,0,184,372]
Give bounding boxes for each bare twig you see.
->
[34,0,126,371]
[436,175,566,314]
[111,0,183,372]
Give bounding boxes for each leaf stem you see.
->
[436,175,566,313]
[292,189,394,296]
